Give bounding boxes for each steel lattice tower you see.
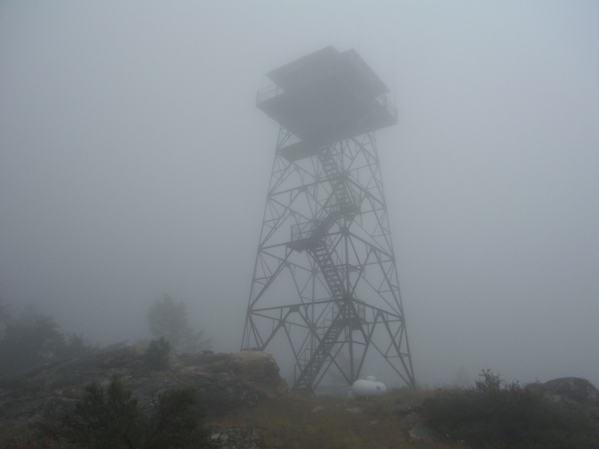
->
[242,47,415,390]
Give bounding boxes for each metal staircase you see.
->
[288,147,358,248]
[291,147,361,389]
[310,244,345,302]
[295,301,347,388]
[318,148,356,220]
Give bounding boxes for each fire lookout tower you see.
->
[242,47,415,390]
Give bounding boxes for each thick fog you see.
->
[1,1,598,387]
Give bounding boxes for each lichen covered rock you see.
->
[541,377,599,406]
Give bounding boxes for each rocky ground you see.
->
[0,346,287,424]
[208,388,438,448]
[1,347,598,448]
[0,347,431,448]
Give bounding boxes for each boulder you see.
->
[409,422,436,444]
[541,377,599,407]
[227,351,288,399]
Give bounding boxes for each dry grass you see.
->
[209,388,451,449]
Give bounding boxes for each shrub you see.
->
[144,336,171,370]
[144,387,207,449]
[0,314,64,375]
[148,295,211,353]
[0,310,97,376]
[62,378,142,449]
[57,377,211,449]
[423,370,599,449]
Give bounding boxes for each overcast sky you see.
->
[1,1,598,387]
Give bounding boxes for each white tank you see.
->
[351,376,388,398]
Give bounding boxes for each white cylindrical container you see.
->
[351,376,388,398]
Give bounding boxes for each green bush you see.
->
[57,377,211,449]
[423,370,599,449]
[62,378,141,449]
[148,295,211,353]
[144,336,171,370]
[144,387,207,449]
[0,314,65,375]
[0,310,97,376]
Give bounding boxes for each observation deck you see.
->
[257,46,397,161]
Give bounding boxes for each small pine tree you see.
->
[144,336,171,370]
[60,377,211,449]
[144,387,207,449]
[147,295,211,353]
[0,314,65,375]
[62,377,141,449]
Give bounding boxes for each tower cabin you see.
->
[256,46,397,161]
